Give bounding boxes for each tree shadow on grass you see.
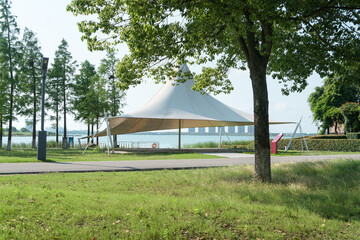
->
[222,160,360,221]
[271,160,360,221]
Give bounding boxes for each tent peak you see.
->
[179,64,190,73]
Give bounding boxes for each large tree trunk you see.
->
[250,65,271,182]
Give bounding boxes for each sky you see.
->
[10,0,323,134]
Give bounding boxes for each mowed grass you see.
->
[0,148,222,163]
[1,159,360,239]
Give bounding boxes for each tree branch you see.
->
[288,0,336,21]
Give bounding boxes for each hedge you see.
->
[228,138,360,152]
[346,132,360,139]
[277,138,360,152]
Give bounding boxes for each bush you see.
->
[308,135,347,139]
[278,138,360,152]
[346,132,360,139]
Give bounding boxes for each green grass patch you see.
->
[0,148,222,163]
[0,159,359,239]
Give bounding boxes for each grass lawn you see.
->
[0,159,359,239]
[0,148,222,163]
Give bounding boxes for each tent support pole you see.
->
[178,119,181,150]
[286,117,302,152]
[218,127,223,149]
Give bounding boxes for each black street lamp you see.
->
[37,57,49,161]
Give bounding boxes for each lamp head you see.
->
[42,57,49,72]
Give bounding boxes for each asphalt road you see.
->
[1,153,360,175]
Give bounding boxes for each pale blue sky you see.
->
[11,0,322,133]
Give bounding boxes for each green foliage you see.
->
[47,39,77,145]
[0,160,360,238]
[20,127,28,132]
[0,0,21,150]
[67,0,360,182]
[346,132,360,139]
[278,138,360,152]
[16,28,43,148]
[67,1,360,94]
[73,60,97,125]
[308,77,360,133]
[98,50,126,117]
[339,102,360,133]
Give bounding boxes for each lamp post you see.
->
[37,57,49,161]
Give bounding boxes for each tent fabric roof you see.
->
[95,64,289,137]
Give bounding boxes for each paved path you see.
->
[1,154,360,175]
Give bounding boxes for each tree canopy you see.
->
[308,77,360,134]
[68,0,360,181]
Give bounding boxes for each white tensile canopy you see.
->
[95,64,289,148]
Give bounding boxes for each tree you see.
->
[0,0,20,151]
[86,73,110,145]
[0,33,10,148]
[68,1,360,181]
[48,39,76,149]
[308,77,360,134]
[339,102,360,133]
[73,60,96,143]
[47,59,63,148]
[17,28,43,148]
[20,127,28,132]
[98,50,126,147]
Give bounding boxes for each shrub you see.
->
[339,102,360,133]
[308,135,347,139]
[278,138,360,152]
[346,132,360,139]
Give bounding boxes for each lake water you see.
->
[2,134,254,149]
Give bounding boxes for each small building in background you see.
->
[208,127,217,134]
[227,126,236,134]
[188,128,196,133]
[198,127,206,134]
[238,126,245,134]
[247,125,254,134]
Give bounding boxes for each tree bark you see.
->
[250,65,271,182]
